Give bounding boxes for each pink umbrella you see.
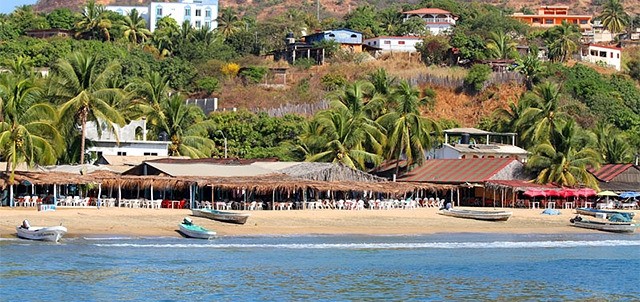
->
[544,190,561,197]
[559,189,578,198]
[576,188,596,197]
[524,189,546,197]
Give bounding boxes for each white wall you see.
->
[583,45,621,71]
[88,141,170,157]
[148,1,218,32]
[426,24,453,35]
[364,37,422,52]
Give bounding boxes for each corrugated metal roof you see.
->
[398,158,516,183]
[447,144,529,155]
[588,164,634,182]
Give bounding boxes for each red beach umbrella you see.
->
[544,190,561,197]
[524,189,546,197]
[559,189,578,198]
[576,188,596,197]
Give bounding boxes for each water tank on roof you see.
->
[460,133,470,145]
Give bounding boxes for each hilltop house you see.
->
[85,119,170,160]
[581,44,622,71]
[401,8,456,35]
[511,6,592,30]
[106,0,218,32]
[304,29,364,53]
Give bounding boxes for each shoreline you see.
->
[1,207,638,238]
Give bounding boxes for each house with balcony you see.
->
[106,0,218,32]
[511,6,592,31]
[363,36,423,53]
[401,8,456,35]
[581,44,622,71]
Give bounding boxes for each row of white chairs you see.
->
[15,196,40,207]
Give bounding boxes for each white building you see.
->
[85,119,170,158]
[106,0,218,32]
[428,128,529,162]
[401,8,456,35]
[363,36,424,53]
[582,44,622,71]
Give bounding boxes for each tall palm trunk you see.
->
[79,111,87,164]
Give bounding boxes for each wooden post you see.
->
[118,184,122,207]
[97,183,102,209]
[53,184,57,206]
[189,185,194,209]
[10,184,14,207]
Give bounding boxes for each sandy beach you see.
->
[3,206,637,238]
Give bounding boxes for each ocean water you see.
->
[1,233,639,301]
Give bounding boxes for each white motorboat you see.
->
[16,220,67,242]
[438,209,512,221]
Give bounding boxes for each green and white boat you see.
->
[178,218,217,239]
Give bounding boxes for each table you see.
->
[547,202,556,209]
[563,202,574,209]
[171,200,181,209]
[585,202,593,208]
[530,201,540,209]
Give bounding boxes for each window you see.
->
[143,152,158,156]
[383,40,391,44]
[195,9,201,17]
[591,50,597,56]
[205,21,211,28]
[545,19,553,24]
[117,151,127,156]
[185,7,190,16]
[580,19,588,24]
[599,51,607,58]
[610,52,613,58]
[205,9,211,18]
[398,41,405,45]
[195,21,201,28]
[156,6,162,16]
[617,53,620,58]
[532,18,541,23]
[350,34,357,38]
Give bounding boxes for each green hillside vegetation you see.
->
[1,0,639,189]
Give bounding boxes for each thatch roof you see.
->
[277,162,385,182]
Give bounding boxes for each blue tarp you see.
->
[541,209,561,215]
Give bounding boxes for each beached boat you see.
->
[438,209,512,221]
[178,218,217,239]
[570,216,636,233]
[575,208,635,220]
[16,220,67,242]
[191,208,250,225]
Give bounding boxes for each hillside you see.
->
[32,0,640,16]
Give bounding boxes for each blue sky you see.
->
[1,0,38,14]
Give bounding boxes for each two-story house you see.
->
[401,8,456,35]
[85,119,171,160]
[511,6,592,31]
[304,29,364,53]
[581,44,622,71]
[428,128,529,162]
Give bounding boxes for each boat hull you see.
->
[179,223,217,239]
[570,219,636,233]
[191,209,250,225]
[16,226,67,242]
[438,209,512,221]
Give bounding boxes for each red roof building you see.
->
[398,158,524,184]
[401,7,456,35]
[588,164,640,191]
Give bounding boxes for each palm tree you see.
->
[546,21,581,62]
[488,96,531,136]
[599,0,630,34]
[485,30,517,59]
[161,95,216,158]
[216,7,244,40]
[0,73,62,185]
[74,0,112,41]
[518,82,569,147]
[306,108,384,170]
[528,120,601,188]
[592,122,634,164]
[377,80,440,175]
[127,71,171,132]
[514,48,545,90]
[120,8,151,44]
[52,52,125,164]
[379,8,401,36]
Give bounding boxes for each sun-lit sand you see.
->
[4,206,636,238]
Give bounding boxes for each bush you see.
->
[292,58,315,70]
[320,73,347,91]
[195,76,220,95]
[464,64,492,93]
[238,66,268,84]
[221,62,240,78]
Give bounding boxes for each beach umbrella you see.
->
[619,192,640,199]
[576,188,596,197]
[596,190,618,197]
[523,189,546,197]
[544,190,561,197]
[559,188,578,198]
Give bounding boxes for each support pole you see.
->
[118,184,122,207]
[97,183,102,209]
[189,185,194,209]
[53,185,57,206]
[10,185,14,207]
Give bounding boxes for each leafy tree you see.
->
[450,31,486,62]
[528,120,601,188]
[74,0,112,41]
[343,5,381,38]
[120,8,151,45]
[46,8,79,30]
[396,17,427,36]
[546,21,581,62]
[378,8,402,36]
[416,35,451,66]
[127,71,170,132]
[52,52,125,164]
[464,64,492,93]
[598,0,629,34]
[485,30,517,59]
[238,66,267,84]
[592,122,634,163]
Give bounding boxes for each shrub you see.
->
[463,64,492,93]
[320,73,347,91]
[238,66,268,84]
[195,76,220,95]
[221,62,240,78]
